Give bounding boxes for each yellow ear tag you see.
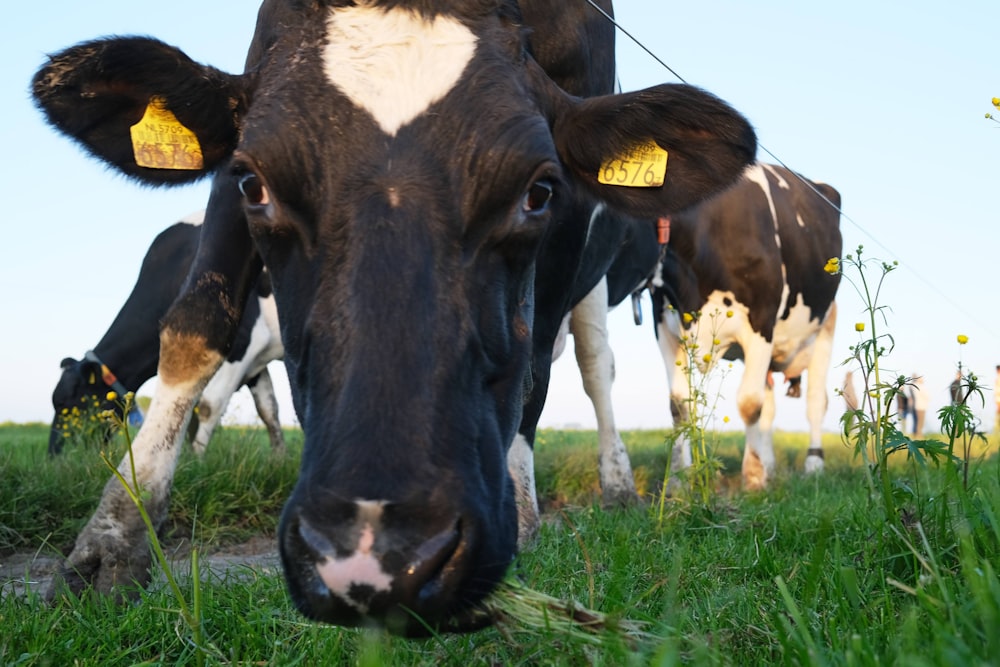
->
[130,96,204,170]
[597,140,668,187]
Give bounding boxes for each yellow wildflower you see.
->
[702,353,712,364]
[723,416,730,423]
[993,97,1000,108]
[682,312,694,324]
[106,391,118,401]
[713,338,721,346]
[957,334,968,345]
[725,310,734,318]
[823,257,840,274]
[855,322,865,332]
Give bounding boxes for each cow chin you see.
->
[277,481,516,636]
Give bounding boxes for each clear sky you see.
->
[2,1,997,439]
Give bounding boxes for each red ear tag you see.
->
[657,217,671,244]
[100,365,118,387]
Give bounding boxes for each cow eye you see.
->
[238,172,270,207]
[523,180,553,213]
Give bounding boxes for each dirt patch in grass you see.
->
[0,534,280,600]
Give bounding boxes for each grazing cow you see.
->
[49,215,285,457]
[651,162,842,489]
[49,215,286,456]
[544,215,659,511]
[32,0,756,635]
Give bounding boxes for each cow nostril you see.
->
[296,516,336,558]
[404,522,461,593]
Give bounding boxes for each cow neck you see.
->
[83,349,130,397]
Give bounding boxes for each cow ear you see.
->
[32,37,250,186]
[60,357,78,369]
[554,84,757,218]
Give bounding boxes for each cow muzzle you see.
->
[279,502,492,636]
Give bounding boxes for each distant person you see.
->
[949,371,964,406]
[910,375,929,437]
[994,365,1000,431]
[896,389,913,433]
[842,370,860,429]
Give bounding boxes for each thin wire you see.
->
[587,0,1000,345]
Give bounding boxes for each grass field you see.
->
[2,422,999,665]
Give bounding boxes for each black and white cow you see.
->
[542,214,659,512]
[32,0,756,634]
[651,162,842,489]
[49,213,286,457]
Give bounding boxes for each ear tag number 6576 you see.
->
[598,141,668,187]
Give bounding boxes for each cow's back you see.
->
[774,173,842,323]
[95,221,200,361]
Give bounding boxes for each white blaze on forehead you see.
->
[324,6,478,136]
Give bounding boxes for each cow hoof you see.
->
[742,470,768,492]
[516,513,540,550]
[45,533,153,603]
[601,485,639,508]
[804,455,825,474]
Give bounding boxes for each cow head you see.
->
[49,356,121,455]
[33,0,755,635]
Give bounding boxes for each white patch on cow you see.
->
[324,6,477,136]
[191,292,284,455]
[315,523,394,614]
[507,434,539,548]
[744,164,781,250]
[584,203,606,248]
[687,290,752,371]
[770,293,820,369]
[551,313,570,361]
[569,280,636,504]
[179,210,205,225]
[762,163,790,190]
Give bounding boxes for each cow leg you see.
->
[47,332,225,600]
[47,185,260,600]
[744,375,777,489]
[656,310,693,485]
[804,304,837,473]
[191,359,246,456]
[569,278,637,507]
[506,315,571,550]
[738,338,774,490]
[507,433,539,549]
[246,367,286,453]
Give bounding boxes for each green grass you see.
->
[0,423,301,554]
[2,424,999,665]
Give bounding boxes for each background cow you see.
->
[49,215,285,456]
[32,0,756,634]
[651,162,842,489]
[545,216,659,513]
